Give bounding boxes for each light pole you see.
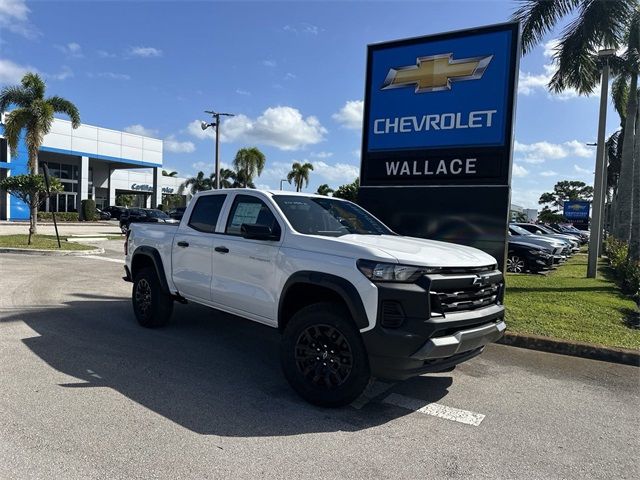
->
[201,110,235,189]
[587,49,615,278]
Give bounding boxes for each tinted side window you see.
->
[188,195,227,233]
[225,195,280,237]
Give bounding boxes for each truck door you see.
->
[171,194,227,301]
[210,194,282,324]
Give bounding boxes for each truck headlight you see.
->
[357,259,439,282]
[528,249,548,257]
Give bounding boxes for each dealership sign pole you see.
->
[358,22,520,271]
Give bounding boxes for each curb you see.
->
[0,247,105,256]
[498,332,640,366]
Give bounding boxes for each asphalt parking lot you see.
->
[1,241,638,480]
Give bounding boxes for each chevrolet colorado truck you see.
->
[124,189,506,407]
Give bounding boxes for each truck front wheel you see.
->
[280,302,370,407]
[132,267,173,328]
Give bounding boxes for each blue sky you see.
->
[0,0,622,208]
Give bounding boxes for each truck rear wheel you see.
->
[280,302,370,407]
[132,267,173,328]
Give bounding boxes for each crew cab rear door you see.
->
[171,194,227,301]
[210,193,283,324]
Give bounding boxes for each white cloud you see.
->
[97,50,117,58]
[514,139,593,164]
[128,46,163,58]
[284,72,296,80]
[235,88,251,96]
[540,170,558,177]
[0,0,38,38]
[0,58,34,84]
[88,72,131,80]
[55,42,83,58]
[511,188,544,209]
[262,59,277,67]
[164,135,195,153]
[543,38,560,58]
[283,23,320,35]
[512,164,529,177]
[188,106,327,151]
[352,149,361,158]
[574,164,593,175]
[332,100,364,130]
[45,66,73,81]
[124,124,159,137]
[312,161,359,183]
[311,151,333,159]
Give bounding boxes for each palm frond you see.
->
[21,73,46,99]
[548,0,633,95]
[0,85,33,112]
[512,0,581,55]
[612,75,630,122]
[3,108,30,155]
[46,95,80,128]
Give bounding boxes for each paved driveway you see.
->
[0,250,638,479]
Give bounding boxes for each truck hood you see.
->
[330,234,497,268]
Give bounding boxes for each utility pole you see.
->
[201,110,235,189]
[587,49,615,278]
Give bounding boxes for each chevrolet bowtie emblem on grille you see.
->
[381,53,493,93]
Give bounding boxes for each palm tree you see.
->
[231,169,256,189]
[316,184,334,196]
[0,73,80,236]
[233,147,266,188]
[513,1,639,253]
[211,168,237,188]
[162,170,178,177]
[178,171,212,195]
[287,162,314,192]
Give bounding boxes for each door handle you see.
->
[214,246,229,253]
[177,241,189,247]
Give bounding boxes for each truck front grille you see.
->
[430,284,501,313]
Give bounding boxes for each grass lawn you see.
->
[505,254,639,350]
[0,234,94,251]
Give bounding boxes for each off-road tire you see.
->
[280,302,371,407]
[132,267,173,328]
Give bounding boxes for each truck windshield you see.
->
[273,195,392,237]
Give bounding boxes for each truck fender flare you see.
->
[131,246,171,294]
[278,271,369,330]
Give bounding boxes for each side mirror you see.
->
[241,223,279,241]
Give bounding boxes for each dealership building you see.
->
[0,116,189,220]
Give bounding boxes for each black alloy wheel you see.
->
[294,324,354,390]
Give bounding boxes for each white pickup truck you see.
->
[124,189,506,406]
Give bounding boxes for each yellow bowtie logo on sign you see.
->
[381,53,493,93]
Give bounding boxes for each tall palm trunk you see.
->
[28,148,39,241]
[629,90,640,263]
[614,72,638,242]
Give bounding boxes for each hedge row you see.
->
[37,212,80,222]
[604,237,640,297]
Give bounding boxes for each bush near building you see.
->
[81,199,97,221]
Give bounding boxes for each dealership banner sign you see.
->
[563,201,590,220]
[360,22,519,186]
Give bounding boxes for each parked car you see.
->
[548,223,589,243]
[512,223,580,252]
[168,207,186,221]
[508,225,569,263]
[103,205,128,220]
[124,189,506,407]
[119,208,177,233]
[507,240,554,274]
[96,208,111,220]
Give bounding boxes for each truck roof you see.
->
[194,188,341,200]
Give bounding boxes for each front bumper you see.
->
[361,272,505,381]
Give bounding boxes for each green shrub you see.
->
[37,212,79,222]
[81,199,97,221]
[604,237,640,296]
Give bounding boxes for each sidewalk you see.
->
[0,221,122,237]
